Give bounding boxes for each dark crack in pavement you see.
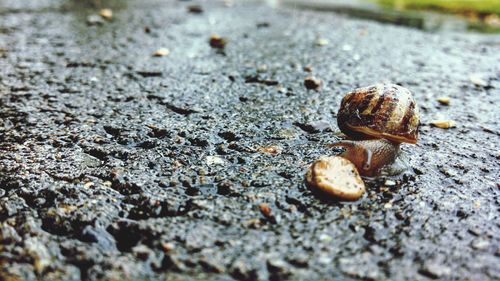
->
[0,0,499,280]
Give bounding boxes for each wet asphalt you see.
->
[0,0,499,280]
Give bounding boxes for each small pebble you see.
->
[315,38,329,46]
[304,76,323,91]
[161,242,175,252]
[258,203,272,217]
[430,120,456,129]
[305,156,365,201]
[87,15,104,25]
[257,145,282,156]
[206,156,225,166]
[384,179,396,186]
[436,96,450,105]
[99,9,113,20]
[258,203,276,223]
[83,182,94,188]
[256,64,268,73]
[187,5,203,14]
[209,34,227,49]
[342,44,353,51]
[469,74,488,87]
[153,48,170,57]
[471,238,490,250]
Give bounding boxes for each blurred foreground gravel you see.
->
[0,0,499,280]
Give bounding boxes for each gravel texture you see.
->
[0,0,499,280]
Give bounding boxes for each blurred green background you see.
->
[285,0,500,33]
[374,0,500,14]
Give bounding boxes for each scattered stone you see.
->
[206,156,225,166]
[342,44,353,51]
[436,96,450,105]
[430,120,456,129]
[471,238,490,250]
[87,15,104,25]
[304,76,323,91]
[99,9,113,20]
[256,22,270,28]
[315,38,329,46]
[384,179,396,186]
[187,5,203,14]
[469,74,489,87]
[258,203,277,223]
[303,65,313,72]
[161,242,175,252]
[153,48,170,57]
[256,145,282,156]
[305,156,366,201]
[256,64,268,73]
[209,34,227,49]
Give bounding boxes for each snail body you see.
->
[329,139,400,177]
[334,84,419,177]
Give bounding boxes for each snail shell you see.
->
[337,83,419,144]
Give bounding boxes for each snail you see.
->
[330,83,419,177]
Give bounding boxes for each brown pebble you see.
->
[305,156,365,201]
[161,242,175,252]
[187,5,203,14]
[209,34,227,49]
[153,48,170,57]
[304,76,323,91]
[256,145,282,156]
[99,9,113,20]
[315,38,329,46]
[430,120,456,129]
[436,97,450,105]
[258,203,272,218]
[303,65,313,72]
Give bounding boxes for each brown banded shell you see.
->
[337,83,419,144]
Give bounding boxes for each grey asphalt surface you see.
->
[0,0,499,280]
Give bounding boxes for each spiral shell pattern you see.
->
[337,84,419,144]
